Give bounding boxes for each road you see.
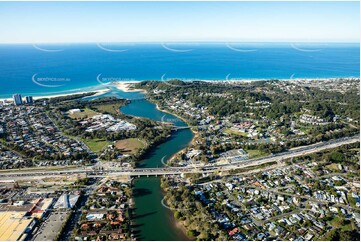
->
[0,135,358,180]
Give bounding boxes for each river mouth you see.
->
[121,97,193,241]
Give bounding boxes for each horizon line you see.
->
[0,41,359,45]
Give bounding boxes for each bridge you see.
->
[172,126,191,131]
[172,124,210,131]
[127,98,147,102]
[0,135,358,181]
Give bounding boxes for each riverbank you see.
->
[121,96,193,240]
[160,187,193,241]
[153,102,199,163]
[117,82,197,166]
[140,97,196,238]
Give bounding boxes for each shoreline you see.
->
[114,81,147,93]
[1,77,358,102]
[0,88,109,102]
[105,76,359,82]
[103,77,360,87]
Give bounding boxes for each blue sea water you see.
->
[0,42,359,98]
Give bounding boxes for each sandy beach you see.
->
[0,88,109,102]
[2,77,356,103]
[0,81,144,103]
[115,81,146,93]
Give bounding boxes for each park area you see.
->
[68,108,99,119]
[223,128,248,137]
[82,138,110,153]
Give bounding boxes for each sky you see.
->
[0,1,359,43]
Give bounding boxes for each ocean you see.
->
[0,42,359,98]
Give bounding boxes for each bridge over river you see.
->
[0,135,358,181]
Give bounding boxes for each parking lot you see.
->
[32,210,70,241]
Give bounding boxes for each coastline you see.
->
[0,88,109,102]
[1,77,358,102]
[202,76,359,83]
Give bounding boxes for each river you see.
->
[121,98,194,240]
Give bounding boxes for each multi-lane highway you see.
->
[0,135,359,181]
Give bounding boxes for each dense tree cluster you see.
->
[137,80,360,121]
[161,179,228,240]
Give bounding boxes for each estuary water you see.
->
[121,98,193,240]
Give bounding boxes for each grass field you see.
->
[246,149,269,158]
[330,216,355,231]
[326,163,341,171]
[92,103,122,116]
[68,108,99,119]
[115,138,145,154]
[223,128,248,137]
[82,138,110,153]
[318,216,356,240]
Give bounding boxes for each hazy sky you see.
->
[0,1,359,43]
